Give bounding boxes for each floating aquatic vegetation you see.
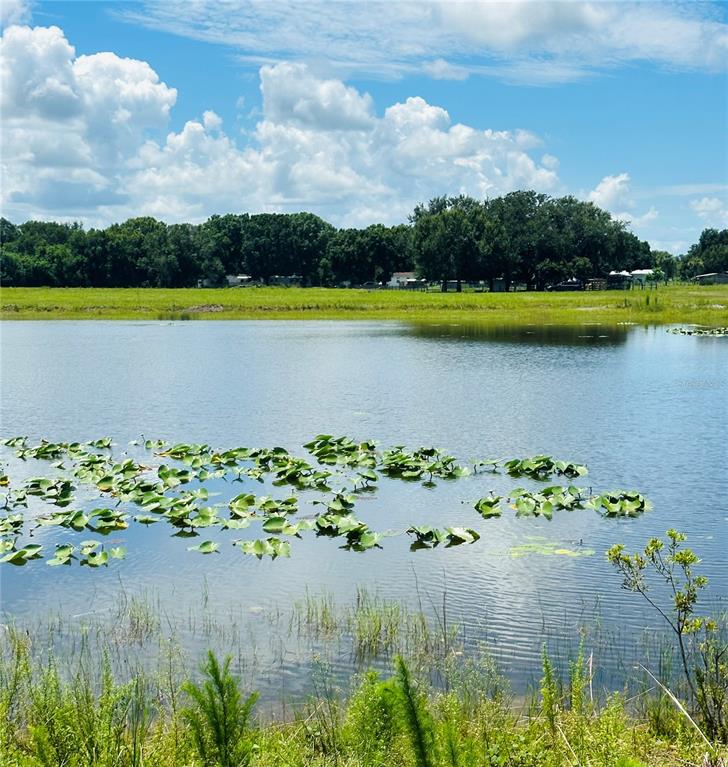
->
[588,491,652,517]
[47,543,75,566]
[158,443,213,463]
[134,514,160,525]
[229,493,298,518]
[315,512,367,537]
[261,517,315,536]
[342,529,383,552]
[539,485,588,510]
[87,437,113,449]
[188,507,220,529]
[509,486,588,519]
[304,434,377,468]
[407,525,480,549]
[313,492,355,514]
[45,539,125,566]
[2,437,27,448]
[380,446,468,484]
[143,438,169,450]
[1,543,42,565]
[187,540,219,554]
[2,488,28,509]
[0,433,647,567]
[234,537,290,559]
[474,495,502,518]
[24,477,75,507]
[88,508,129,534]
[0,513,23,534]
[352,468,378,490]
[16,441,69,461]
[504,456,588,480]
[508,538,595,558]
[78,539,125,567]
[158,465,195,489]
[36,509,89,532]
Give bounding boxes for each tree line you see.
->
[1,191,725,289]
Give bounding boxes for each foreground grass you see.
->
[1,630,725,767]
[2,284,728,324]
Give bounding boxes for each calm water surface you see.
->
[1,320,726,698]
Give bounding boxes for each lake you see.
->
[1,320,726,700]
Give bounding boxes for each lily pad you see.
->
[187,540,219,554]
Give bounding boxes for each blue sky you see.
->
[1,0,726,253]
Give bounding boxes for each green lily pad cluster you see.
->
[380,446,468,484]
[234,537,291,560]
[407,525,480,550]
[49,540,126,567]
[588,491,652,517]
[25,477,75,507]
[304,435,377,468]
[1,542,43,565]
[473,485,649,520]
[0,434,650,566]
[503,456,588,480]
[36,507,128,533]
[1,539,126,567]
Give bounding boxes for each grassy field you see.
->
[2,284,727,324]
[2,603,726,767]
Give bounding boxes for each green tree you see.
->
[412,196,485,290]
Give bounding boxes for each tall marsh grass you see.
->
[2,284,727,324]
[1,626,726,767]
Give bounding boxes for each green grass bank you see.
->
[2,625,727,767]
[2,284,727,324]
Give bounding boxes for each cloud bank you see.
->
[1,25,559,227]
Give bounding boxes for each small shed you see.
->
[694,272,728,285]
[225,274,253,287]
[608,270,633,289]
[269,275,302,287]
[630,269,654,285]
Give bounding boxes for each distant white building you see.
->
[387,271,416,287]
[630,269,654,284]
[387,271,426,289]
[225,274,253,287]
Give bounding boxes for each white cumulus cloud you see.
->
[260,61,374,131]
[0,24,177,219]
[587,173,664,239]
[1,25,560,227]
[123,63,561,226]
[0,0,31,27]
[690,196,728,227]
[588,172,633,211]
[202,110,222,130]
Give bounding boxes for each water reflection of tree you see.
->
[408,323,630,347]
